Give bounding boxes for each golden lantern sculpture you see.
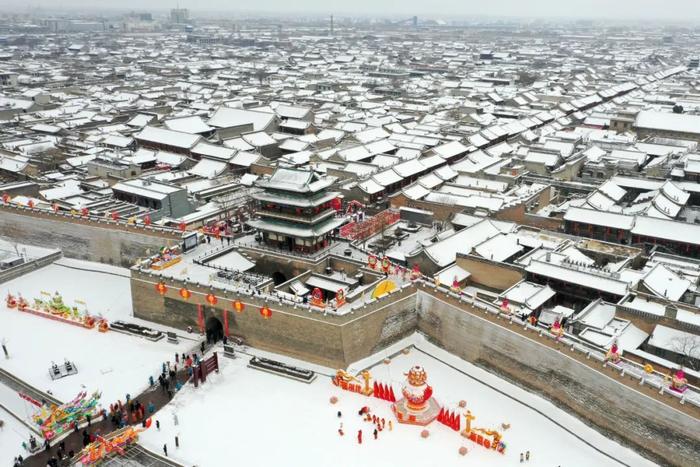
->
[155,281,167,296]
[179,288,191,300]
[206,293,218,306]
[233,300,245,313]
[260,305,272,320]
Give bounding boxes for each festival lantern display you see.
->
[410,264,420,280]
[260,305,272,320]
[111,211,119,221]
[499,298,510,313]
[81,207,89,217]
[206,293,218,306]
[179,287,191,300]
[144,215,151,226]
[335,288,346,307]
[368,254,378,270]
[451,276,461,293]
[27,199,35,209]
[155,281,167,296]
[381,256,391,272]
[233,300,245,313]
[311,287,324,307]
[178,221,187,232]
[1,193,9,204]
[52,203,59,213]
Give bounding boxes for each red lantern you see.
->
[155,281,167,295]
[81,207,89,217]
[27,199,35,209]
[179,288,191,300]
[233,300,244,313]
[1,193,9,204]
[144,215,151,226]
[206,293,218,306]
[179,222,187,232]
[260,305,272,320]
[111,211,119,221]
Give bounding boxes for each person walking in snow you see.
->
[357,430,362,444]
[163,444,168,457]
[156,420,160,431]
[520,452,524,463]
[373,428,378,440]
[525,451,530,461]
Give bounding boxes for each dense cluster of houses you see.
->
[0,17,699,377]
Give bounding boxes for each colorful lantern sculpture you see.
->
[179,288,191,300]
[260,305,272,320]
[368,254,378,270]
[233,300,244,313]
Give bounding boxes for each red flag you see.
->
[388,386,396,402]
[378,383,386,400]
[222,308,229,337]
[454,414,461,431]
[197,304,204,334]
[373,381,379,397]
[437,407,444,423]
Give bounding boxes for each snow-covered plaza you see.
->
[139,335,656,467]
[1,257,193,406]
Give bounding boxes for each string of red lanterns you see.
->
[154,282,272,321]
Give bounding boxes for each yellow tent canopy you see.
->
[372,279,397,299]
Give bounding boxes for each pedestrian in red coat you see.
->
[357,430,362,444]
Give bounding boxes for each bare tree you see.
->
[671,335,700,371]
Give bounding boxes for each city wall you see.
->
[0,207,179,267]
[129,272,700,466]
[416,291,700,467]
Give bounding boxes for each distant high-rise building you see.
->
[170,8,189,24]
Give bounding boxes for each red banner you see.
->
[19,392,41,407]
[223,308,229,337]
[197,304,204,334]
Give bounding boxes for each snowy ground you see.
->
[0,406,34,465]
[0,257,194,408]
[139,334,656,467]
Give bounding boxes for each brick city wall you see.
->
[129,269,700,466]
[0,207,178,267]
[416,291,700,467]
[130,270,417,368]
